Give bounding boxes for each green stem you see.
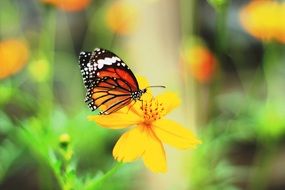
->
[180,0,196,36]
[97,162,123,185]
[86,162,124,190]
[36,7,59,189]
[207,0,229,119]
[215,2,229,59]
[262,42,282,102]
[82,3,119,50]
[38,7,56,119]
[248,142,277,190]
[180,0,198,128]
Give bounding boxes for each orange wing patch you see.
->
[91,77,133,114]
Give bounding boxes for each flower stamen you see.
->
[141,99,166,124]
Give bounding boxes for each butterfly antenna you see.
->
[145,85,166,89]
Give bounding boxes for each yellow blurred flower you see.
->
[42,0,91,12]
[240,0,285,43]
[0,39,29,79]
[277,3,285,43]
[28,59,50,82]
[59,133,71,145]
[88,77,201,173]
[181,45,217,83]
[106,1,138,35]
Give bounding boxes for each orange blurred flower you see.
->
[0,39,29,79]
[240,0,285,43]
[42,0,91,12]
[106,2,138,35]
[181,45,217,83]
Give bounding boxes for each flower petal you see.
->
[156,92,181,115]
[112,126,146,162]
[137,76,152,101]
[88,112,141,129]
[137,75,150,89]
[153,119,201,149]
[142,127,167,173]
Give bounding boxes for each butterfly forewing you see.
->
[90,49,139,89]
[79,51,93,88]
[79,48,141,114]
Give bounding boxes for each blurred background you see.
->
[1,0,285,189]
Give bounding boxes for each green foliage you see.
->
[208,0,230,11]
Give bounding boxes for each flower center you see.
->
[141,99,166,124]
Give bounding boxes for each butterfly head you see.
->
[131,89,146,101]
[131,86,165,101]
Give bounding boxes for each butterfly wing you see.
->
[86,77,133,114]
[79,48,140,114]
[79,51,93,88]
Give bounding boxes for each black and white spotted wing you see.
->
[78,48,146,115]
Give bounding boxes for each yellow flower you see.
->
[42,0,91,12]
[277,3,285,43]
[0,39,29,79]
[88,77,201,173]
[240,0,285,43]
[59,133,71,147]
[28,58,50,82]
[106,1,138,35]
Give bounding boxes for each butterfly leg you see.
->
[138,98,144,112]
[126,100,137,114]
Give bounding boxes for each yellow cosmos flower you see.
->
[240,0,285,43]
[0,39,29,79]
[88,77,201,173]
[28,59,50,82]
[106,1,138,35]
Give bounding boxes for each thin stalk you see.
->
[262,42,282,102]
[38,7,56,119]
[248,142,278,190]
[208,0,230,58]
[180,0,198,129]
[207,0,230,119]
[86,162,124,190]
[97,162,123,184]
[36,8,58,189]
[82,4,116,50]
[215,7,228,58]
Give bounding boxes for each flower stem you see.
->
[211,0,230,58]
[248,142,277,190]
[38,6,56,119]
[97,162,123,185]
[262,42,283,102]
[86,162,124,190]
[180,0,198,129]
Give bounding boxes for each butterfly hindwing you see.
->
[85,77,132,114]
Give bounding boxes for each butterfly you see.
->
[78,48,164,115]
